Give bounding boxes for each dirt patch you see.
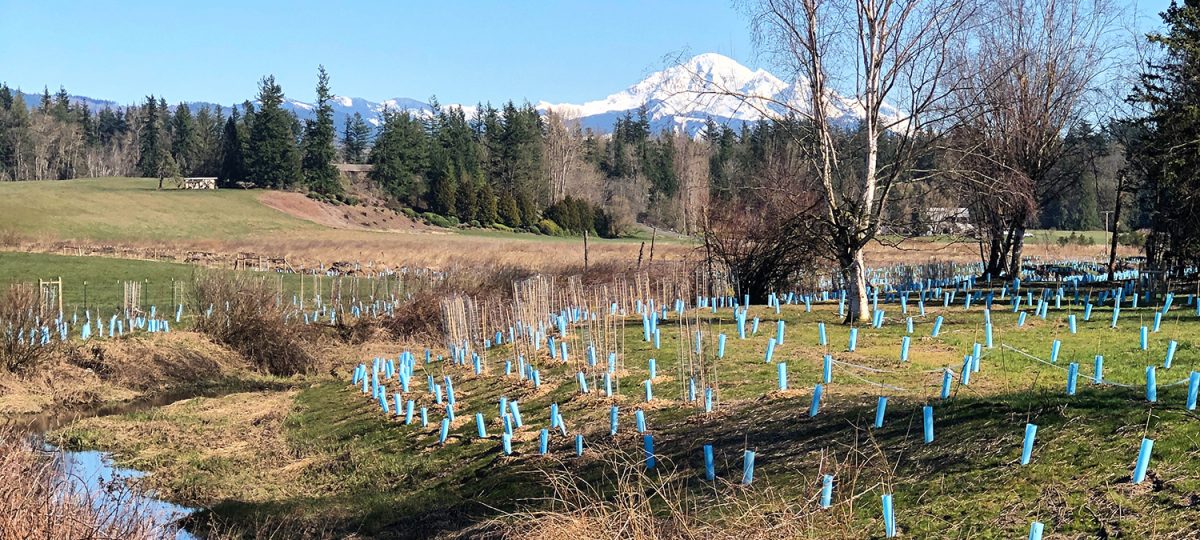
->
[257,191,432,232]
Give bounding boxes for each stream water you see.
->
[14,387,254,539]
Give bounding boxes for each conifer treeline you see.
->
[0,67,1123,236]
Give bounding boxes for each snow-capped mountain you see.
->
[18,53,899,136]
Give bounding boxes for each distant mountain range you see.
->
[16,53,896,136]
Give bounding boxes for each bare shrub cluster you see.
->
[0,284,56,372]
[191,272,319,376]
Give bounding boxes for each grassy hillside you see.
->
[0,178,321,242]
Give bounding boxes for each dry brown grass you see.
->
[0,284,56,373]
[0,427,176,539]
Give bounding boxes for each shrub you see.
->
[401,207,418,219]
[538,218,564,236]
[492,223,513,232]
[0,284,55,372]
[190,272,318,376]
[423,212,453,228]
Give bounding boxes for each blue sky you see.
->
[0,0,1176,106]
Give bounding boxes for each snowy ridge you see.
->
[25,53,900,136]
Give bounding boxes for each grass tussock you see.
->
[0,428,177,539]
[191,272,320,376]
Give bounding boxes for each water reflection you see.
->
[55,447,196,539]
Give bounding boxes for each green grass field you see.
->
[0,177,322,242]
[55,299,1200,537]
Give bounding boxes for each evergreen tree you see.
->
[455,169,477,222]
[497,190,521,226]
[137,96,176,185]
[341,112,371,163]
[245,75,300,189]
[368,108,429,207]
[476,180,498,225]
[428,160,457,216]
[219,106,246,186]
[170,103,198,175]
[301,65,341,196]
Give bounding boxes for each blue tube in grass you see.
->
[741,450,756,485]
[609,406,619,435]
[874,396,888,428]
[1069,314,1077,334]
[985,323,994,348]
[882,494,896,538]
[1140,326,1149,350]
[752,317,760,334]
[1154,311,1163,332]
[1029,521,1044,540]
[538,429,549,455]
[604,373,613,397]
[510,401,523,427]
[704,386,714,413]
[1084,303,1093,321]
[1165,341,1177,369]
[476,413,488,438]
[654,328,661,349]
[644,380,654,402]
[550,403,559,428]
[809,384,823,417]
[1050,340,1061,364]
[420,407,428,427]
[635,409,646,433]
[906,317,913,334]
[644,435,656,469]
[1094,355,1104,383]
[777,320,785,344]
[764,338,776,363]
[900,336,911,362]
[820,474,834,508]
[703,444,715,480]
[1188,371,1200,410]
[1018,311,1028,326]
[1066,363,1079,395]
[1021,423,1038,465]
[823,354,833,383]
[575,434,584,456]
[1133,438,1154,484]
[688,378,696,402]
[718,334,727,358]
[577,372,589,394]
[960,356,972,386]
[648,358,657,380]
[1111,306,1121,328]
[501,433,512,455]
[941,369,953,399]
[848,327,859,351]
[446,404,455,423]
[932,316,943,337]
[438,418,450,445]
[777,362,788,391]
[405,400,415,424]
[923,405,934,443]
[394,394,403,417]
[694,331,702,354]
[1147,366,1158,402]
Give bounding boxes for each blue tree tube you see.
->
[510,400,523,427]
[648,358,657,380]
[604,373,613,397]
[1069,314,1077,334]
[1140,326,1149,351]
[550,403,560,428]
[1066,363,1079,396]
[906,317,914,334]
[610,405,619,436]
[476,413,488,438]
[439,418,450,446]
[1111,306,1121,328]
[764,338,776,363]
[1050,340,1061,364]
[635,409,646,433]
[705,386,714,413]
[644,380,654,402]
[1146,366,1158,402]
[502,432,512,455]
[1187,371,1200,411]
[900,337,911,362]
[1018,312,1028,326]
[1133,438,1154,484]
[1020,423,1038,465]
[741,450,756,485]
[932,316,943,337]
[848,328,859,351]
[420,407,428,427]
[940,370,953,400]
[777,320,785,344]
[575,434,584,456]
[882,494,896,538]
[777,362,788,391]
[1165,340,1178,369]
[703,444,715,480]
[1029,521,1044,540]
[718,333,727,358]
[809,384,823,417]
[874,396,888,428]
[1094,355,1104,383]
[644,435,655,469]
[923,405,934,443]
[820,474,834,508]
[538,429,549,455]
[818,322,828,346]
[1154,311,1163,332]
[405,400,415,425]
[823,354,833,384]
